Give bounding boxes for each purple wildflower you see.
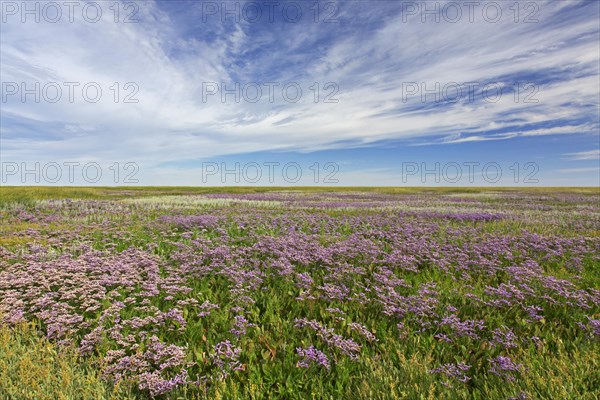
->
[490,326,518,349]
[296,346,331,370]
[489,356,523,382]
[211,340,243,379]
[430,362,471,384]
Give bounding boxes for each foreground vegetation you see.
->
[0,187,598,399]
[0,321,136,400]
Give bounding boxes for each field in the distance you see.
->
[0,187,599,399]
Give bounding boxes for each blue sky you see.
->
[1,0,599,185]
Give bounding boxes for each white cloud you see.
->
[564,150,600,160]
[557,167,600,174]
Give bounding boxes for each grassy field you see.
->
[0,187,598,399]
[1,185,598,206]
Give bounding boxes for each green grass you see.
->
[1,186,598,207]
[0,322,136,400]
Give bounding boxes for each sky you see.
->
[1,0,599,186]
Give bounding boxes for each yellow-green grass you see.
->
[1,186,598,206]
[0,321,136,400]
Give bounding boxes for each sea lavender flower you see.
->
[144,335,187,371]
[577,317,600,338]
[295,272,314,290]
[230,314,256,336]
[158,308,187,331]
[430,362,471,384]
[197,300,220,317]
[489,356,523,382]
[318,283,349,300]
[490,326,518,349]
[296,346,331,370]
[523,305,544,322]
[294,318,362,360]
[348,322,378,342]
[137,369,189,397]
[438,314,485,340]
[79,326,104,356]
[326,307,347,322]
[211,340,243,379]
[2,308,25,324]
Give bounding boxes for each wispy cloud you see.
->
[564,150,600,160]
[414,124,596,146]
[557,167,600,174]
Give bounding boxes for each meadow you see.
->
[0,187,598,399]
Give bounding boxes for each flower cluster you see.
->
[296,346,331,370]
[430,362,471,384]
[488,356,523,382]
